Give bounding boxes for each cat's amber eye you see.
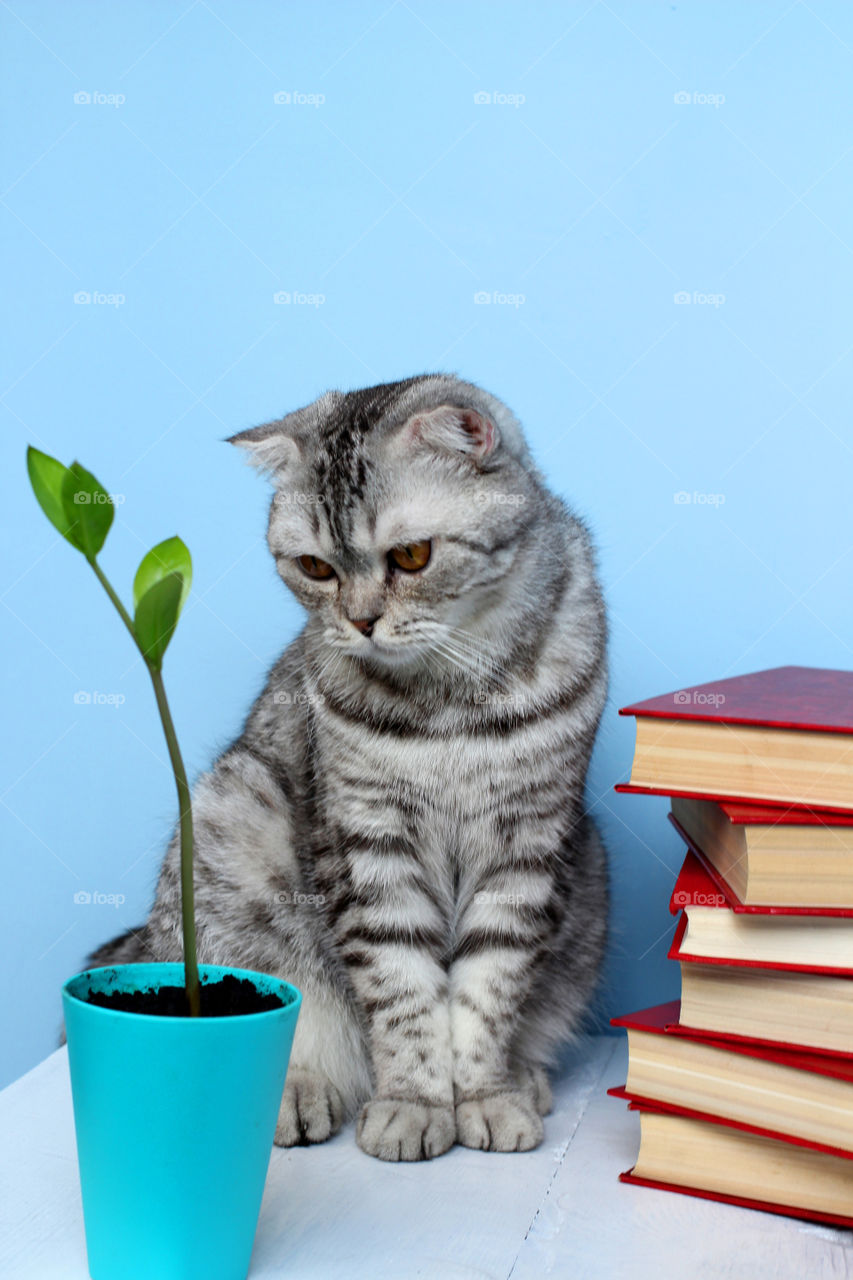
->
[389,540,431,572]
[297,554,336,580]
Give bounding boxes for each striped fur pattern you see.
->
[90,374,609,1161]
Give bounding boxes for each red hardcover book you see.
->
[666,852,853,975]
[611,1002,853,1083]
[609,1086,853,1161]
[614,780,853,817]
[619,666,853,732]
[618,1101,853,1230]
[615,994,853,1062]
[668,812,853,917]
[609,1002,853,1158]
[673,922,853,1056]
[695,798,853,827]
[617,665,853,812]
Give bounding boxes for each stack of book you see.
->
[610,665,853,1227]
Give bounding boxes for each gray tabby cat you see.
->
[91,374,609,1162]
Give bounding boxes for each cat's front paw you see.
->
[515,1064,553,1117]
[456,1090,544,1152]
[274,1068,344,1146]
[356,1097,456,1162]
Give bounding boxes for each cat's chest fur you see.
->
[315,699,561,869]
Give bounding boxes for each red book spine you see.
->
[669,909,853,976]
[615,780,853,819]
[607,1085,853,1160]
[618,1170,853,1230]
[668,817,853,918]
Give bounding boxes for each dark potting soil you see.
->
[83,973,286,1018]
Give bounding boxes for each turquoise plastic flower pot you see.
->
[63,963,301,1280]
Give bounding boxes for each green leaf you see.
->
[26,447,85,551]
[134,572,184,670]
[133,536,192,617]
[60,461,114,561]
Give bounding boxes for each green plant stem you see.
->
[148,666,200,1018]
[90,559,138,644]
[90,559,201,1018]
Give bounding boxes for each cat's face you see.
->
[231,377,540,674]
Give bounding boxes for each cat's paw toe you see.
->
[356,1098,455,1162]
[274,1069,344,1146]
[456,1091,544,1152]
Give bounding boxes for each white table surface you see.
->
[1,1035,850,1279]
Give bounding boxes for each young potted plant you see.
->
[27,447,301,1280]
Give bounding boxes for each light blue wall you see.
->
[2,1,851,1088]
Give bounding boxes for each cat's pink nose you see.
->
[350,616,379,636]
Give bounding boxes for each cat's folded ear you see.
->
[227,417,302,477]
[399,404,497,462]
[229,391,342,478]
